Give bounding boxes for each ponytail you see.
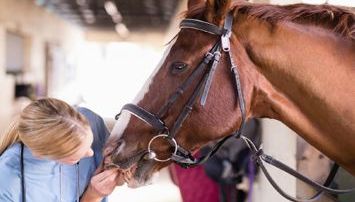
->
[0,118,20,155]
[1,98,90,159]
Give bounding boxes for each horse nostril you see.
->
[104,139,126,157]
[104,147,114,156]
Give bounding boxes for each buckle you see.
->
[221,32,231,52]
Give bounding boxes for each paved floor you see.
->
[108,168,182,202]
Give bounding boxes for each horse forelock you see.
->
[184,2,355,41]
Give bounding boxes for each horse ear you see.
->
[188,0,205,10]
[205,0,231,25]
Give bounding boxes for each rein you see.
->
[113,12,354,202]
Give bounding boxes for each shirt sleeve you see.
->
[0,146,21,202]
[77,107,110,166]
[77,107,111,202]
[0,181,17,202]
[0,194,15,202]
[94,115,110,153]
[0,174,21,201]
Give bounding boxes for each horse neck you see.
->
[233,15,355,174]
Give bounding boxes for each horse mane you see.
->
[185,2,355,41]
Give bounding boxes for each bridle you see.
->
[115,13,244,165]
[113,12,355,202]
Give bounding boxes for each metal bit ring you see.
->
[147,134,178,162]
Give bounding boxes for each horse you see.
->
[103,0,355,198]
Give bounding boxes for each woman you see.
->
[0,98,122,201]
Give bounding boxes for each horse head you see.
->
[102,0,258,188]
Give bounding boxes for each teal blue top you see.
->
[0,107,109,202]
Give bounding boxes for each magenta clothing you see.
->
[171,164,219,202]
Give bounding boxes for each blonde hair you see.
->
[0,98,90,159]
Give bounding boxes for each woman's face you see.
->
[56,129,94,165]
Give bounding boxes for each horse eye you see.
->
[171,62,188,75]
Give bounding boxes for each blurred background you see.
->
[0,0,353,202]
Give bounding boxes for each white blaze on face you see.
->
[111,39,176,139]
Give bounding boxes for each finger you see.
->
[104,173,118,185]
[95,168,119,182]
[115,173,125,186]
[94,163,104,175]
[94,173,119,192]
[91,172,118,190]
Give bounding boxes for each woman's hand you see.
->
[81,166,124,202]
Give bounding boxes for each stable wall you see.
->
[0,0,84,133]
[0,0,84,85]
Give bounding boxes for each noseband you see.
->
[114,12,354,202]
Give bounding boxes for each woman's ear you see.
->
[205,0,231,25]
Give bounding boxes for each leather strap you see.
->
[158,44,217,117]
[180,18,225,35]
[241,136,355,201]
[200,49,221,106]
[169,43,220,138]
[120,104,167,133]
